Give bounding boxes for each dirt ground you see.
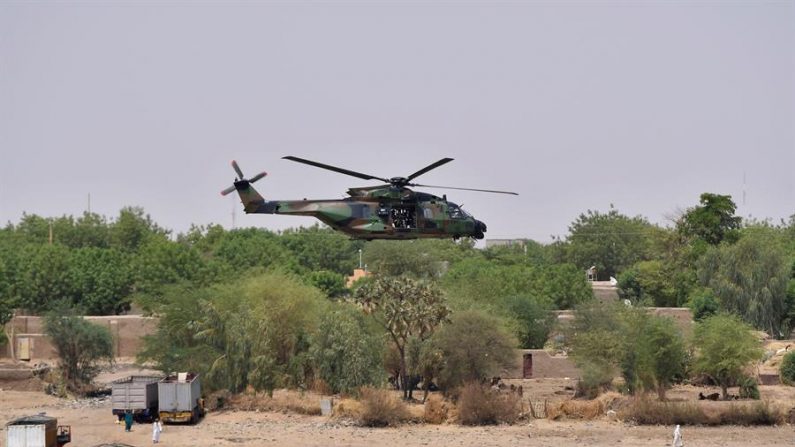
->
[2,366,795,447]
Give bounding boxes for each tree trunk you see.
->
[721,383,728,400]
[657,384,666,401]
[422,382,430,404]
[398,347,409,400]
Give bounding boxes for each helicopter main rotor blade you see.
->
[231,160,245,179]
[411,183,519,195]
[282,156,390,183]
[406,158,454,182]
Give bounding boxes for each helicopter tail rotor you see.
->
[221,160,268,196]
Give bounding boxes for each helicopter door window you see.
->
[423,207,433,220]
[391,205,416,230]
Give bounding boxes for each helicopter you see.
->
[221,156,517,240]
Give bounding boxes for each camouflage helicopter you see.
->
[220,156,517,240]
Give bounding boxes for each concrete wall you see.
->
[501,349,580,379]
[3,315,158,361]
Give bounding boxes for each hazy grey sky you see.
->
[1,1,793,242]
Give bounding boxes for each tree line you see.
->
[1,193,793,399]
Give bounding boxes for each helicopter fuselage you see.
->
[236,181,486,240]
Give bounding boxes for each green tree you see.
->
[362,240,445,278]
[678,193,741,245]
[504,295,555,349]
[698,233,790,336]
[110,207,168,251]
[566,207,658,280]
[44,308,114,393]
[429,310,516,392]
[692,314,763,400]
[139,271,328,393]
[354,276,450,399]
[280,226,363,275]
[306,270,347,299]
[310,306,384,393]
[618,260,678,307]
[779,351,795,385]
[630,314,687,400]
[69,247,133,314]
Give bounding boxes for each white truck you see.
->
[6,414,71,447]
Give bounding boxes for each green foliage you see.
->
[280,226,364,275]
[310,306,384,393]
[504,295,555,349]
[139,271,328,393]
[688,288,719,321]
[44,308,114,393]
[739,377,760,400]
[306,270,347,299]
[698,232,790,336]
[780,351,795,385]
[69,248,133,314]
[565,207,658,280]
[430,310,516,392]
[692,314,764,399]
[678,193,741,245]
[569,302,687,399]
[362,240,444,278]
[355,276,450,399]
[618,260,679,307]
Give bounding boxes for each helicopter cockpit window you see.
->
[448,203,466,219]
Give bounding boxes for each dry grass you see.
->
[620,398,783,426]
[547,398,604,420]
[227,389,322,415]
[423,394,453,424]
[456,383,521,426]
[358,387,411,427]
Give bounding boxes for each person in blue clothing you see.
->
[124,410,133,432]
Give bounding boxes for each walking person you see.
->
[124,410,133,432]
[152,418,163,444]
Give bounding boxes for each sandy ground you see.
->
[2,389,795,447]
[3,363,795,447]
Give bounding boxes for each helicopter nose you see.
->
[474,220,487,239]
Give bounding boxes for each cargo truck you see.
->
[157,372,204,424]
[6,415,71,447]
[111,375,161,422]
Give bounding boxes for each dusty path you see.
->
[1,390,794,447]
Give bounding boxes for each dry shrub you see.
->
[547,399,604,420]
[620,398,708,425]
[424,394,453,424]
[456,382,521,426]
[716,402,782,426]
[206,390,232,411]
[333,397,363,420]
[227,389,322,415]
[620,398,783,426]
[358,387,410,427]
[309,378,332,395]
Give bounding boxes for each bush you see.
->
[423,394,451,424]
[780,351,795,385]
[431,311,517,392]
[456,382,521,426]
[310,307,384,393]
[739,377,760,400]
[227,389,322,415]
[358,387,410,427]
[619,398,782,426]
[547,399,605,420]
[44,309,114,394]
[718,401,781,425]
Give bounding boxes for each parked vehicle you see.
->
[6,415,71,447]
[111,375,161,422]
[158,372,204,424]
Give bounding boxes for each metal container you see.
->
[158,373,203,423]
[6,415,57,447]
[111,375,161,420]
